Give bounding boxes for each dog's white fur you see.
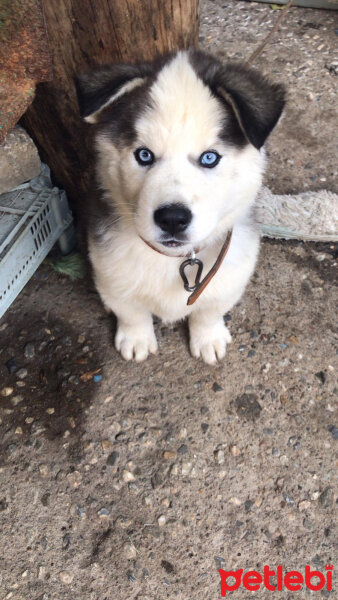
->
[86,52,270,364]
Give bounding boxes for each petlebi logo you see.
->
[219,564,333,596]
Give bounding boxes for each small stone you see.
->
[169,463,179,476]
[46,407,55,415]
[229,497,241,506]
[11,395,24,406]
[101,439,113,451]
[123,542,137,559]
[97,507,110,517]
[122,470,135,482]
[299,500,311,511]
[163,450,177,460]
[315,371,326,384]
[177,444,188,454]
[214,450,225,465]
[158,514,166,527]
[15,427,23,435]
[24,343,35,359]
[77,334,85,344]
[39,464,49,478]
[229,444,240,456]
[143,496,153,508]
[303,518,313,529]
[201,423,209,433]
[161,560,175,573]
[212,382,223,392]
[59,570,74,584]
[181,461,192,476]
[272,447,280,457]
[5,358,17,374]
[327,425,338,440]
[107,451,119,466]
[161,497,170,508]
[0,499,8,511]
[66,470,82,487]
[16,368,28,380]
[318,487,333,508]
[1,386,13,397]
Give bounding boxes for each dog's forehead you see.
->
[135,53,225,153]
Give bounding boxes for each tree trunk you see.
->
[22,0,199,210]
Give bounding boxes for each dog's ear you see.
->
[190,51,285,149]
[75,62,154,124]
[215,64,286,149]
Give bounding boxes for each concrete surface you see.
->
[0,2,337,599]
[0,127,41,195]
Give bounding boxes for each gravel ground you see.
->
[0,2,337,599]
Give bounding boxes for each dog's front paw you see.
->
[189,320,232,365]
[115,323,158,362]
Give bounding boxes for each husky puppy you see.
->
[76,50,285,364]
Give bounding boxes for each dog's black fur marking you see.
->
[188,50,286,149]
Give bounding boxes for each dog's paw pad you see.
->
[115,326,158,362]
[190,323,231,365]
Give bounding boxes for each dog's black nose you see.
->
[154,205,192,236]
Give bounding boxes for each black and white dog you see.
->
[76,50,285,364]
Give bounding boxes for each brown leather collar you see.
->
[140,237,202,258]
[139,230,233,305]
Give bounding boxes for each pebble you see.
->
[201,423,209,433]
[123,542,137,559]
[327,425,338,440]
[318,487,333,508]
[214,450,225,465]
[1,386,13,397]
[97,507,110,517]
[229,444,240,456]
[46,407,55,415]
[107,451,119,466]
[67,471,82,487]
[59,570,74,584]
[10,395,24,406]
[163,450,177,460]
[101,439,113,451]
[177,444,188,454]
[212,382,223,392]
[143,496,153,508]
[122,470,135,482]
[16,368,28,380]
[298,500,311,511]
[39,464,49,478]
[181,461,192,476]
[161,497,170,508]
[229,497,241,506]
[24,343,35,359]
[5,358,17,374]
[158,515,166,527]
[15,427,23,435]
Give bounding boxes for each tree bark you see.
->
[22,0,199,210]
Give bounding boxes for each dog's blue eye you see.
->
[135,147,155,166]
[199,151,221,168]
